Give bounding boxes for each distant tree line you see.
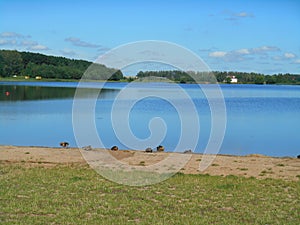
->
[136,70,300,84]
[1,49,299,84]
[137,71,217,83]
[0,50,123,80]
[213,71,300,84]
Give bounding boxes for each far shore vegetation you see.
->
[1,49,300,85]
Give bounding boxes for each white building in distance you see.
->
[225,75,238,83]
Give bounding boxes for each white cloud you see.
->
[251,46,280,53]
[224,11,254,21]
[28,45,49,51]
[272,52,297,61]
[20,40,38,46]
[0,32,30,38]
[0,31,49,51]
[208,45,281,62]
[65,37,100,48]
[235,12,254,18]
[272,56,282,61]
[209,48,255,61]
[209,51,227,57]
[0,39,12,45]
[199,47,218,52]
[60,49,77,57]
[292,59,300,64]
[284,53,296,59]
[236,48,250,55]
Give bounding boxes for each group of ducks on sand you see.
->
[60,142,194,154]
[60,142,165,153]
[60,142,300,157]
[105,145,165,152]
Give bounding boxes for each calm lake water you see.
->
[1,81,299,157]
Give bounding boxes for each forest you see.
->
[0,49,299,84]
[136,70,300,84]
[0,50,123,81]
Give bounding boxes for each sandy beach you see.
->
[1,145,299,181]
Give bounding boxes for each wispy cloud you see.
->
[235,48,250,55]
[0,32,31,38]
[97,47,111,53]
[272,52,297,61]
[208,46,280,62]
[60,49,77,57]
[20,40,37,45]
[28,45,49,51]
[223,11,255,21]
[284,52,296,59]
[209,51,227,57]
[292,59,300,64]
[235,12,254,18]
[199,47,218,52]
[0,39,16,45]
[251,46,280,54]
[65,37,100,48]
[0,31,50,51]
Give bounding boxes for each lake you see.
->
[1,81,299,157]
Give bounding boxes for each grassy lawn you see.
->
[0,163,299,224]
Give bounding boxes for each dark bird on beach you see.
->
[82,145,92,151]
[184,149,192,154]
[145,147,153,153]
[60,142,69,148]
[157,145,164,152]
[297,155,300,159]
[111,146,119,151]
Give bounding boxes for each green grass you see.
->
[0,163,299,224]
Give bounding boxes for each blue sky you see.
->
[1,0,300,74]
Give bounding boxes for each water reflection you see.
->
[0,84,121,101]
[0,85,75,101]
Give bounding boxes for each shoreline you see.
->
[1,144,298,158]
[1,78,300,85]
[1,145,299,181]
